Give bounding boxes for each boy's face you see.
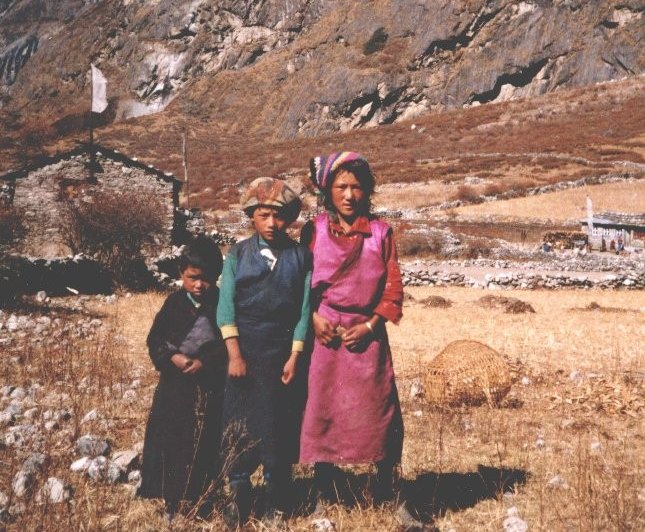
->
[251,206,288,242]
[180,265,211,300]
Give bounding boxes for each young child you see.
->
[217,177,311,528]
[138,237,227,519]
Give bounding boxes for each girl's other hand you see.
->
[228,357,247,378]
[341,322,373,350]
[313,311,335,346]
[281,352,299,384]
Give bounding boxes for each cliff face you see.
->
[1,0,643,139]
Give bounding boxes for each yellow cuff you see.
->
[220,325,239,340]
[291,341,304,352]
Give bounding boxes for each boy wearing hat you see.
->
[217,177,311,527]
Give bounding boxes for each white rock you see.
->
[535,436,546,449]
[23,407,38,420]
[127,469,141,486]
[409,379,424,399]
[569,370,583,384]
[76,434,110,457]
[9,387,26,400]
[87,456,124,484]
[521,376,531,386]
[590,440,602,453]
[413,410,423,417]
[547,474,568,489]
[70,457,92,473]
[0,490,8,509]
[122,389,137,404]
[503,507,528,532]
[35,291,47,303]
[12,471,33,497]
[112,450,139,471]
[37,477,69,504]
[81,409,100,423]
[311,517,336,531]
[44,420,60,431]
[0,412,14,426]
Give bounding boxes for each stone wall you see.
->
[7,151,176,259]
[402,269,644,290]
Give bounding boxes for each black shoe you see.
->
[373,462,395,505]
[261,506,286,529]
[224,479,251,530]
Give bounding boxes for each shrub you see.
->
[397,232,443,257]
[61,190,166,287]
[454,185,485,204]
[482,183,503,196]
[363,27,388,55]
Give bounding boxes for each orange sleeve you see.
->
[373,229,403,324]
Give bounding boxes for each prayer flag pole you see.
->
[182,131,190,209]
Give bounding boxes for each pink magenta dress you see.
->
[299,212,403,464]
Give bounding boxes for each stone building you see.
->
[0,144,182,258]
[581,212,645,250]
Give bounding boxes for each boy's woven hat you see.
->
[241,177,301,213]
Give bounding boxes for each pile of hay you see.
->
[420,295,452,308]
[424,340,512,407]
[477,295,535,314]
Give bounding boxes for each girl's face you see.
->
[330,170,366,221]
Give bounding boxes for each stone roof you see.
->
[0,143,182,187]
[581,212,645,228]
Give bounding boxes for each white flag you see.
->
[91,64,108,113]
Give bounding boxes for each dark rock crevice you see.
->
[0,34,38,85]
[613,52,636,75]
[467,57,550,105]
[414,2,504,67]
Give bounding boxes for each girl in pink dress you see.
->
[300,152,404,508]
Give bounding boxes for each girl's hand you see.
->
[182,358,203,374]
[341,322,374,350]
[313,311,336,346]
[228,357,247,378]
[281,352,299,385]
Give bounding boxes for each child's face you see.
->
[180,265,211,300]
[251,206,288,242]
[330,169,366,221]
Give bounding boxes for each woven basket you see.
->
[424,340,511,407]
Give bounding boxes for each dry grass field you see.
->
[448,181,645,223]
[2,287,642,531]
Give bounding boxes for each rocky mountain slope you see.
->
[1,0,643,143]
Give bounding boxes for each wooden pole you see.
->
[182,132,190,209]
[89,64,95,182]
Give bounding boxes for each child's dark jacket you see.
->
[138,289,227,511]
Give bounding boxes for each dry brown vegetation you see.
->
[2,78,643,217]
[451,181,645,222]
[1,286,642,530]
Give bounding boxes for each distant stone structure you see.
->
[0,144,182,259]
[581,212,645,250]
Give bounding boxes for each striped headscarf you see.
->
[309,152,370,192]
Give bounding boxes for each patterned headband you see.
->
[309,151,369,191]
